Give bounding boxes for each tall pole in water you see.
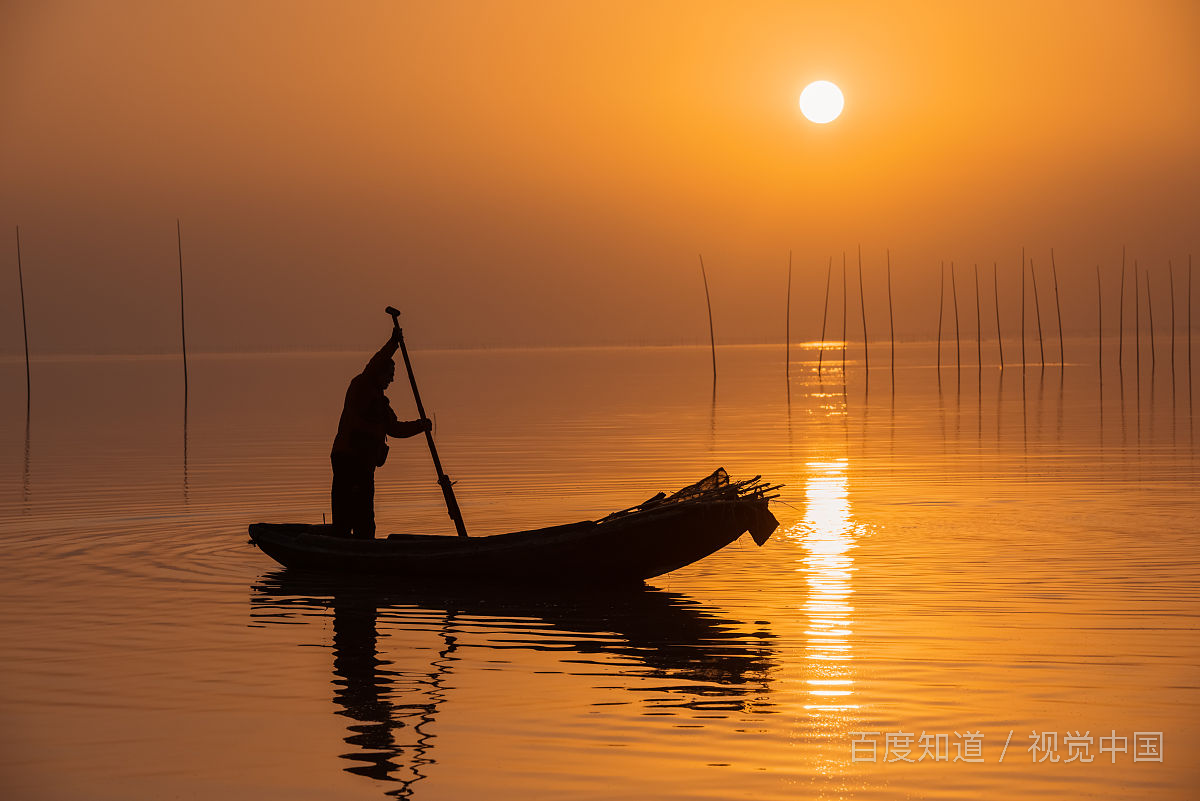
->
[993,262,1004,369]
[785,252,792,379]
[937,261,944,373]
[1031,258,1045,369]
[951,261,960,369]
[177,220,189,400]
[1096,265,1103,369]
[1146,270,1156,371]
[1050,248,1065,366]
[15,226,30,405]
[1021,248,1027,371]
[818,257,831,377]
[841,252,847,376]
[1135,260,1141,378]
[1169,261,1176,372]
[858,245,869,374]
[974,264,982,368]
[1118,247,1125,371]
[699,255,716,382]
[887,249,895,380]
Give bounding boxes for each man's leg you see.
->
[331,454,352,536]
[353,465,377,539]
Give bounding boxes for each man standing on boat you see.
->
[331,328,431,539]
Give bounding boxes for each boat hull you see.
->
[249,498,777,585]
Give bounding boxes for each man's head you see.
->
[365,353,396,390]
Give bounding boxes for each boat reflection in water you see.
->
[250,572,776,798]
[798,460,858,715]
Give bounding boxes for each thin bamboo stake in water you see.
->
[858,246,869,373]
[1146,270,1156,371]
[974,264,982,368]
[1169,261,1176,371]
[1050,248,1065,366]
[993,262,1004,369]
[1118,247,1125,370]
[785,252,792,379]
[1134,261,1141,378]
[951,261,960,369]
[1096,265,1103,369]
[699,255,716,380]
[887,249,895,380]
[1021,248,1027,370]
[841,252,847,376]
[15,226,30,403]
[1031,258,1045,368]
[937,261,945,372]
[177,220,189,398]
[818,257,832,376]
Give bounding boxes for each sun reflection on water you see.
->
[798,459,859,713]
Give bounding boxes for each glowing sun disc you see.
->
[799,81,844,124]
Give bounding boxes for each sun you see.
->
[799,81,844,124]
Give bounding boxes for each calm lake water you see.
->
[1,340,1198,800]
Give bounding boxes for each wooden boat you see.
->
[249,469,780,585]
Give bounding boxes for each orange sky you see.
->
[2,0,1198,353]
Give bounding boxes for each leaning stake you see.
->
[993,262,1004,368]
[785,252,792,378]
[887,249,895,380]
[951,261,960,369]
[1118,247,1125,370]
[176,220,189,399]
[974,264,982,368]
[1096,265,1103,369]
[858,246,869,373]
[818,257,832,376]
[1051,248,1065,366]
[386,306,468,538]
[15,226,30,404]
[1169,261,1176,372]
[937,261,945,373]
[1146,271,1156,371]
[699,255,717,381]
[1031,258,1045,369]
[841,252,847,376]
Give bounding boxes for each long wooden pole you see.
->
[1190,254,1193,374]
[818,257,831,376]
[16,226,30,403]
[974,264,982,368]
[177,220,189,398]
[1021,248,1027,370]
[1169,260,1176,371]
[1050,248,1064,366]
[858,245,869,373]
[1146,270,1156,371]
[993,262,1004,369]
[1031,258,1045,368]
[1135,260,1141,378]
[785,252,792,379]
[394,322,469,538]
[699,255,716,381]
[951,261,960,369]
[887,248,895,380]
[841,252,847,376]
[1096,265,1103,368]
[937,261,944,372]
[1118,247,1125,370]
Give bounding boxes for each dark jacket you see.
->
[331,338,425,466]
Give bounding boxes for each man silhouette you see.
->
[331,328,431,538]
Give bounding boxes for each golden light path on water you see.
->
[799,459,859,714]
